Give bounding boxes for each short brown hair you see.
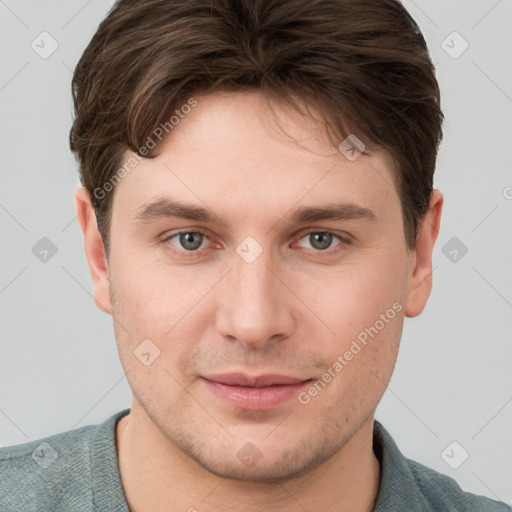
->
[70,0,443,256]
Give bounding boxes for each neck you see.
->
[115,403,381,512]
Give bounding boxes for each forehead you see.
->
[112,90,400,224]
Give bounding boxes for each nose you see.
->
[215,243,296,349]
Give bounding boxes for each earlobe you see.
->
[404,189,443,318]
[74,187,113,314]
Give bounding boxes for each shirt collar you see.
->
[91,408,131,512]
[372,419,428,511]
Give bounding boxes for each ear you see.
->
[404,189,443,317]
[75,187,113,314]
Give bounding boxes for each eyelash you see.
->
[161,228,350,257]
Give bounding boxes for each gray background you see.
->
[1,0,511,505]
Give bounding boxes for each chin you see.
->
[193,456,322,484]
[177,434,332,484]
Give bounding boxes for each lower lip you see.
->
[201,378,312,410]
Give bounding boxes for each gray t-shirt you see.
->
[1,408,510,511]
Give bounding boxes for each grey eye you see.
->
[298,232,339,251]
[172,232,205,251]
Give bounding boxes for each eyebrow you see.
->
[132,197,376,226]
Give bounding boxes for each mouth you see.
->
[199,373,315,410]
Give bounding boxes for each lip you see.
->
[200,373,314,410]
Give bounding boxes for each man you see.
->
[1,0,510,510]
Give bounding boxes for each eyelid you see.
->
[295,227,351,242]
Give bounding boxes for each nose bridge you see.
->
[216,238,295,347]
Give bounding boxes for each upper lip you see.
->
[201,373,311,387]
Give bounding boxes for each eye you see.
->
[162,229,349,256]
[294,230,346,253]
[164,231,210,252]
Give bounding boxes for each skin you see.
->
[76,90,443,512]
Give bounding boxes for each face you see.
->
[78,90,441,483]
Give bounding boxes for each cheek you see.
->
[294,247,407,407]
[299,251,407,340]
[110,266,196,409]
[109,259,211,377]
[112,257,193,329]
[302,302,404,423]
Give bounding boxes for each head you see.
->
[72,0,443,482]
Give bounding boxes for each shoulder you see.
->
[373,420,511,512]
[0,423,97,512]
[0,409,129,512]
[406,457,511,512]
